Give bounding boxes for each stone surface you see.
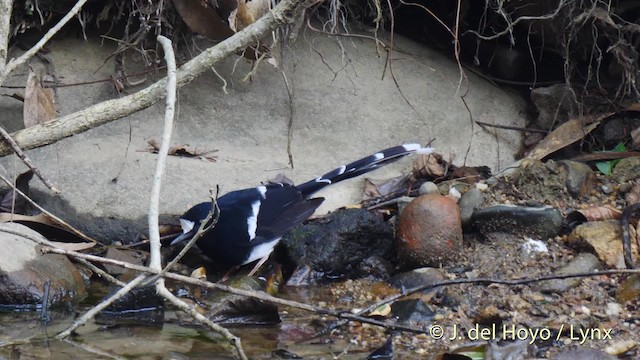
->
[536,253,601,293]
[612,156,640,182]
[0,223,86,306]
[567,220,638,268]
[282,208,394,278]
[458,188,484,227]
[557,160,595,198]
[396,194,463,268]
[0,29,526,242]
[471,205,564,239]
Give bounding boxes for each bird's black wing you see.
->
[252,184,323,245]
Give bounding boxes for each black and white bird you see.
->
[171,144,433,274]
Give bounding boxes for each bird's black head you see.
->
[171,202,215,245]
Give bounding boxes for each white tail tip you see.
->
[403,143,434,154]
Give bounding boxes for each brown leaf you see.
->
[0,212,97,245]
[48,240,96,251]
[413,153,445,178]
[23,68,58,128]
[145,138,218,162]
[172,0,235,40]
[362,175,411,200]
[526,113,609,160]
[229,0,270,32]
[576,205,622,222]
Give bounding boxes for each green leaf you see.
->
[595,142,627,175]
[596,161,613,175]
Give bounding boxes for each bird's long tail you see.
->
[296,143,433,196]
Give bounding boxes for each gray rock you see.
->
[471,205,563,239]
[418,181,439,195]
[537,253,602,293]
[530,84,578,129]
[558,160,595,198]
[458,188,484,226]
[0,223,86,307]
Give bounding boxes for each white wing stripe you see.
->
[247,200,261,240]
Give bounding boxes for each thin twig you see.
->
[0,126,60,193]
[151,36,248,360]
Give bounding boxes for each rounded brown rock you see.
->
[397,194,463,268]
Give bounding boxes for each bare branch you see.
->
[0,0,12,70]
[0,126,60,193]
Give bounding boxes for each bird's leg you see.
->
[247,254,270,277]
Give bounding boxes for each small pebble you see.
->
[419,181,439,195]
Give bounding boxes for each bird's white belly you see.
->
[243,237,281,265]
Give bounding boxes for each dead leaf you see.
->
[23,68,58,128]
[229,0,270,32]
[368,303,392,317]
[413,153,446,178]
[145,138,218,162]
[48,240,97,251]
[0,212,97,245]
[172,0,235,40]
[362,175,411,200]
[527,113,609,160]
[528,104,640,160]
[575,205,622,221]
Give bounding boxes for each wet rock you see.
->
[103,247,147,276]
[458,188,484,227]
[0,223,86,307]
[390,267,446,294]
[557,160,595,197]
[202,276,279,325]
[536,253,601,293]
[567,220,638,268]
[471,205,563,239]
[366,336,393,360]
[612,156,640,182]
[397,194,462,268]
[285,265,325,286]
[352,256,394,280]
[391,298,435,325]
[418,181,439,195]
[96,272,164,325]
[550,347,617,360]
[282,208,393,278]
